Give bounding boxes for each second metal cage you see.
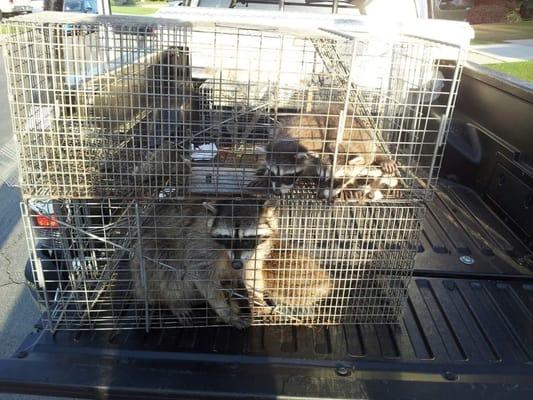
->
[3,12,466,201]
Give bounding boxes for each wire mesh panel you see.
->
[23,199,422,330]
[3,12,466,201]
[5,11,470,330]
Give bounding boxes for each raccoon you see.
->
[131,203,247,328]
[207,200,333,318]
[131,199,277,328]
[263,239,333,318]
[256,104,396,198]
[350,174,400,203]
[205,199,278,311]
[128,139,191,197]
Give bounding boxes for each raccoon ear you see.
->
[255,145,268,154]
[348,155,365,166]
[307,150,321,160]
[262,199,277,217]
[295,152,309,161]
[203,201,218,215]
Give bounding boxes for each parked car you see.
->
[63,0,98,14]
[62,0,98,34]
[0,0,32,20]
[30,0,43,13]
[431,0,473,20]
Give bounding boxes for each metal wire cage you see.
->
[23,199,423,330]
[4,11,470,330]
[3,12,467,201]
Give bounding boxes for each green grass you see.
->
[111,4,162,15]
[485,60,533,82]
[473,21,533,44]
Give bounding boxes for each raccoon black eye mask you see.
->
[204,199,279,308]
[252,107,397,199]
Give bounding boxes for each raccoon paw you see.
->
[368,189,384,202]
[319,186,341,200]
[380,159,397,175]
[253,302,276,316]
[352,188,368,203]
[217,303,251,329]
[226,314,251,330]
[173,309,194,326]
[379,175,398,188]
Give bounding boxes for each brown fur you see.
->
[263,239,332,308]
[259,104,396,198]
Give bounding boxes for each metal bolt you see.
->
[443,280,456,291]
[459,255,475,265]
[335,365,351,377]
[443,371,458,381]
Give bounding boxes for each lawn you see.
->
[472,21,533,44]
[111,4,163,16]
[485,60,533,82]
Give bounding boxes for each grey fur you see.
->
[255,104,396,198]
[208,199,278,310]
[130,199,278,328]
[130,203,243,328]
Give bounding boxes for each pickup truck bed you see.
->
[1,181,531,399]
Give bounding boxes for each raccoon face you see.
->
[204,200,277,270]
[258,141,316,194]
[264,141,309,174]
[260,169,300,195]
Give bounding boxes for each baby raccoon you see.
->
[263,240,333,319]
[351,174,399,203]
[257,104,396,198]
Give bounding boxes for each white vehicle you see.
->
[30,0,43,13]
[0,0,32,20]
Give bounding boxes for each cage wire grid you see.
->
[22,199,423,330]
[3,12,467,330]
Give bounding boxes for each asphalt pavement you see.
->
[0,52,44,400]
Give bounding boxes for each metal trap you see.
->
[3,11,469,330]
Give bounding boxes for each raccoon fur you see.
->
[256,104,396,198]
[130,199,277,328]
[128,139,191,197]
[263,238,333,316]
[205,199,278,311]
[350,173,399,203]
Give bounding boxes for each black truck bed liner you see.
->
[0,183,532,399]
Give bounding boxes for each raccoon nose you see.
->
[231,260,243,270]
